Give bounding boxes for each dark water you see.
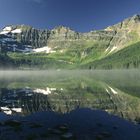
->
[0,70,140,122]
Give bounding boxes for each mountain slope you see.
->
[82,41,140,69]
[0,15,140,69]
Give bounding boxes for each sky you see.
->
[0,0,140,32]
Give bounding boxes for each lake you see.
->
[0,70,140,121]
[0,70,140,140]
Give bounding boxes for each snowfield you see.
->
[33,87,57,95]
[33,46,56,53]
[0,26,22,35]
[11,29,22,34]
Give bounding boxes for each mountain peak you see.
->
[131,14,140,19]
[52,26,75,33]
[119,14,140,25]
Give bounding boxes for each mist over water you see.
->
[0,69,139,79]
[0,69,139,87]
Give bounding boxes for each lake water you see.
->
[0,70,140,122]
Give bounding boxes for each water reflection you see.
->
[0,70,140,122]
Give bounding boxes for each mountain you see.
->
[0,15,140,69]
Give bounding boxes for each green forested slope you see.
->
[82,42,140,69]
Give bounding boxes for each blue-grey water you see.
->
[0,70,140,140]
[0,70,140,121]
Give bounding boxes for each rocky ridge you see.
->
[0,15,140,69]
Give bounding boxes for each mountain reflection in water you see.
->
[0,70,140,123]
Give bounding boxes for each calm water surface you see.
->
[0,70,140,122]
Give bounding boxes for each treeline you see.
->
[7,53,71,69]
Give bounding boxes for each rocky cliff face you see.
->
[0,15,140,69]
[0,23,117,52]
[1,15,140,53]
[0,25,49,49]
[104,15,140,53]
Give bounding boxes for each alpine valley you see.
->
[1,15,140,69]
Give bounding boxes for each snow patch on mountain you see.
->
[108,86,118,94]
[11,108,22,113]
[0,107,22,114]
[0,30,11,35]
[11,29,22,34]
[33,87,57,95]
[106,88,109,93]
[0,26,22,35]
[105,46,118,54]
[0,26,12,35]
[33,46,56,53]
[1,107,12,115]
[105,47,110,52]
[3,26,12,31]
[109,46,117,53]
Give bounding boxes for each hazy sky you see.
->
[0,0,140,32]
